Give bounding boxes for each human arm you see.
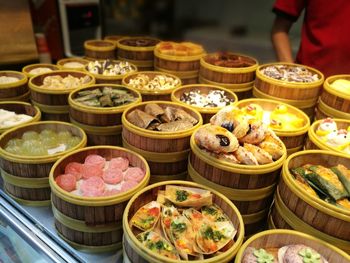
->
[271,15,294,63]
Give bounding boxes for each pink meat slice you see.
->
[120,180,139,192]
[84,154,106,170]
[80,176,105,197]
[109,157,129,171]
[124,167,145,182]
[81,163,103,179]
[56,174,77,192]
[64,162,83,180]
[103,189,121,196]
[102,168,123,184]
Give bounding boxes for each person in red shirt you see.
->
[271,0,350,77]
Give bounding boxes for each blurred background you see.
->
[0,0,303,69]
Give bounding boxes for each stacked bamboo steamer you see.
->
[22,63,60,78]
[254,62,324,119]
[199,52,259,100]
[56,58,89,72]
[315,75,350,120]
[84,39,117,60]
[0,71,29,102]
[269,150,350,253]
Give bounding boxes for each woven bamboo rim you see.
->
[122,101,203,139]
[0,101,41,133]
[242,208,269,225]
[118,57,153,67]
[56,58,89,71]
[122,71,182,96]
[117,37,159,52]
[235,98,310,136]
[84,40,116,52]
[252,86,318,109]
[308,120,350,157]
[84,61,138,81]
[104,35,128,42]
[200,53,258,74]
[282,150,350,219]
[190,124,287,174]
[324,75,350,100]
[150,171,187,183]
[29,70,95,94]
[4,189,50,206]
[122,137,189,163]
[123,180,244,263]
[198,75,254,91]
[234,229,350,262]
[0,121,87,164]
[22,63,60,78]
[274,189,350,252]
[69,84,142,114]
[286,145,303,155]
[188,161,276,201]
[49,146,150,206]
[154,66,198,79]
[318,98,350,120]
[32,100,69,114]
[171,84,238,114]
[1,169,49,188]
[0,91,30,102]
[0,71,28,89]
[268,214,276,229]
[256,62,324,89]
[154,47,205,62]
[70,118,122,136]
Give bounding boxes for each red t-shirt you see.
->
[273,0,350,77]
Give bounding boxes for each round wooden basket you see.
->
[188,126,287,236]
[271,150,350,253]
[315,98,350,121]
[117,37,160,71]
[122,71,182,101]
[235,98,310,154]
[22,63,60,78]
[84,39,117,60]
[104,35,127,57]
[122,101,203,183]
[56,58,89,71]
[199,52,258,84]
[0,101,41,134]
[49,145,150,253]
[199,75,253,100]
[0,121,87,206]
[305,118,350,157]
[0,71,28,100]
[68,84,142,146]
[84,60,137,85]
[154,65,199,85]
[29,70,95,121]
[235,229,350,262]
[255,62,324,100]
[123,180,244,263]
[252,85,317,119]
[321,75,350,114]
[170,84,238,123]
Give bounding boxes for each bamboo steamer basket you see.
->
[68,84,142,146]
[122,101,203,183]
[154,65,198,85]
[273,150,350,252]
[0,101,41,134]
[170,84,238,123]
[0,121,87,206]
[50,146,150,253]
[117,37,160,71]
[255,62,324,100]
[123,180,244,263]
[235,229,350,262]
[57,58,89,72]
[188,125,287,215]
[84,60,138,85]
[199,75,253,100]
[199,52,258,84]
[122,71,181,101]
[252,85,317,119]
[321,74,350,114]
[84,39,117,60]
[22,63,60,78]
[235,98,310,151]
[0,91,31,102]
[29,70,95,121]
[315,98,350,120]
[104,35,128,58]
[0,71,28,100]
[241,208,268,237]
[305,119,350,157]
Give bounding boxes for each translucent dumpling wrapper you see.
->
[164,185,212,207]
[130,201,161,231]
